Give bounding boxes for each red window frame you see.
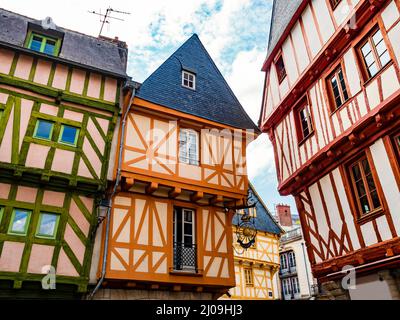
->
[327,63,350,112]
[294,99,314,143]
[275,54,287,84]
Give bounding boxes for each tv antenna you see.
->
[89,7,131,36]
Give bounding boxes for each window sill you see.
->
[357,207,385,225]
[362,60,393,88]
[298,131,314,147]
[169,269,203,277]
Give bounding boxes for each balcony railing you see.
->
[279,265,297,276]
[280,228,302,243]
[173,242,197,272]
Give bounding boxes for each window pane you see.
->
[379,50,390,67]
[184,235,192,245]
[184,210,192,222]
[10,209,30,234]
[37,213,58,237]
[60,125,78,145]
[362,159,371,175]
[360,196,371,214]
[331,76,342,108]
[44,40,56,55]
[364,52,375,67]
[356,180,366,197]
[30,36,43,52]
[370,190,381,209]
[338,69,349,102]
[351,164,361,181]
[34,120,53,140]
[368,62,379,78]
[184,223,192,235]
[372,30,383,46]
[361,42,372,57]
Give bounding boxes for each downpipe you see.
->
[88,83,136,299]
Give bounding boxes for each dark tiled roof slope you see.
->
[232,183,283,235]
[266,0,303,60]
[0,8,127,77]
[137,34,259,131]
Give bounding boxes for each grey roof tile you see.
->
[0,8,127,77]
[136,34,259,131]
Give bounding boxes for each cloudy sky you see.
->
[0,0,297,214]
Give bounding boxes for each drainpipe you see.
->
[88,82,137,299]
[301,242,312,297]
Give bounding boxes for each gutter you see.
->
[88,82,137,299]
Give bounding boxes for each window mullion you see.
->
[360,159,374,211]
[370,37,382,70]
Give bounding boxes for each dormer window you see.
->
[26,32,60,56]
[182,70,196,90]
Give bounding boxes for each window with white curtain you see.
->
[179,128,199,165]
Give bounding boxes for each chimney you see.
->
[276,204,292,227]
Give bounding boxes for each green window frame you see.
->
[8,209,32,236]
[35,212,60,239]
[0,104,5,121]
[33,119,54,141]
[58,124,79,146]
[26,32,61,56]
[0,206,4,225]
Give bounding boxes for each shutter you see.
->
[179,130,188,163]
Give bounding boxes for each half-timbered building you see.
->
[260,0,400,299]
[221,184,283,300]
[0,9,127,298]
[92,34,259,300]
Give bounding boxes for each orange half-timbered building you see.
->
[260,0,400,299]
[92,34,259,299]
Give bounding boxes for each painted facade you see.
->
[260,0,400,299]
[0,9,127,297]
[92,34,259,299]
[221,185,282,300]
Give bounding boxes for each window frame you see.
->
[179,128,200,166]
[58,124,80,147]
[33,119,54,141]
[294,98,314,144]
[244,268,254,287]
[275,54,287,84]
[346,153,384,219]
[182,70,196,90]
[8,209,32,236]
[327,63,350,112]
[35,212,60,239]
[357,26,392,82]
[0,206,4,225]
[26,32,61,56]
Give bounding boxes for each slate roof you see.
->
[266,0,303,60]
[136,34,259,131]
[232,183,283,235]
[0,8,127,77]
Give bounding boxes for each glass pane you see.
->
[371,190,381,209]
[184,235,192,245]
[368,62,379,78]
[360,196,371,214]
[184,210,192,222]
[379,51,390,67]
[372,30,383,46]
[30,36,43,52]
[44,40,56,55]
[352,164,361,181]
[338,69,349,102]
[184,223,192,235]
[366,173,376,192]
[10,210,29,233]
[362,159,371,174]
[35,120,53,140]
[364,52,375,67]
[361,42,372,57]
[38,213,58,237]
[60,125,78,145]
[356,180,366,197]
[375,40,387,57]
[331,76,342,108]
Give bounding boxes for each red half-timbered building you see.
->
[260,0,400,299]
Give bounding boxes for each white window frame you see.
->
[179,128,199,166]
[173,207,196,271]
[182,70,196,90]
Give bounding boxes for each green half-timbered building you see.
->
[0,8,128,298]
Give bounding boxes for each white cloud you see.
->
[246,134,275,181]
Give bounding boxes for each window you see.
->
[59,125,79,146]
[33,119,54,140]
[182,70,196,90]
[27,33,60,56]
[36,213,60,239]
[280,254,288,270]
[179,128,199,165]
[328,65,349,110]
[329,0,342,9]
[348,155,382,216]
[295,102,314,141]
[276,55,287,84]
[0,206,4,225]
[288,251,296,268]
[393,134,400,161]
[282,278,291,295]
[291,277,300,294]
[244,268,254,287]
[173,207,197,271]
[359,28,390,80]
[8,209,31,236]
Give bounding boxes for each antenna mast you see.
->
[89,6,131,37]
